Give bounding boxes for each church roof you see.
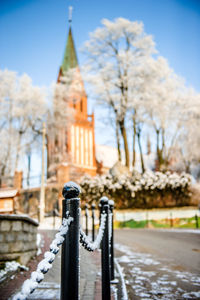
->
[61,26,78,73]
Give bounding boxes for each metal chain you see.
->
[12,214,73,300]
[80,212,107,251]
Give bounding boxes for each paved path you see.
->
[7,228,119,300]
[4,230,103,300]
[27,248,101,300]
[26,230,102,300]
[114,228,200,299]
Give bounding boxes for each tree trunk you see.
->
[0,164,6,187]
[185,162,190,174]
[119,119,130,168]
[27,151,31,187]
[137,129,145,173]
[0,141,12,187]
[132,118,136,167]
[46,135,51,178]
[161,128,165,153]
[156,129,161,171]
[116,121,121,162]
[15,133,22,171]
[161,128,167,167]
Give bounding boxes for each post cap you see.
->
[109,200,114,206]
[62,181,81,199]
[100,196,108,206]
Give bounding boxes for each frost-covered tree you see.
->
[0,67,83,185]
[83,18,156,168]
[136,57,186,170]
[136,58,200,176]
[177,88,200,175]
[82,17,200,176]
[0,69,46,183]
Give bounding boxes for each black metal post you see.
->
[100,196,111,300]
[109,200,115,281]
[61,182,80,300]
[85,203,89,235]
[195,214,199,228]
[91,203,96,241]
[99,202,102,226]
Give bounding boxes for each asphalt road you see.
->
[114,229,200,299]
[115,229,200,273]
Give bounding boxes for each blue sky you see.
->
[1,0,200,90]
[0,0,199,180]
[0,0,200,149]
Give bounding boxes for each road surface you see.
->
[114,229,200,299]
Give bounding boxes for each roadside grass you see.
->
[116,219,147,229]
[114,216,200,229]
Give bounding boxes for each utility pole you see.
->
[40,122,46,223]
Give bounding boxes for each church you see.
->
[47,18,97,182]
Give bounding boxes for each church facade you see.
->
[47,24,97,182]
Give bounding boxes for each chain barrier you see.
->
[80,212,107,251]
[12,215,73,300]
[12,182,125,300]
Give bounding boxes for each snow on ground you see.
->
[115,258,128,300]
[0,261,28,283]
[11,282,60,300]
[115,243,200,299]
[26,282,60,300]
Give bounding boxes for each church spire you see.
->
[60,6,78,74]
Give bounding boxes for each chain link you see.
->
[80,212,107,251]
[12,215,73,300]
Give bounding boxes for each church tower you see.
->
[48,13,96,181]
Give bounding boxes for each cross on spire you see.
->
[68,6,73,23]
[60,7,78,73]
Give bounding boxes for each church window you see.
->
[73,99,76,109]
[76,126,79,164]
[80,99,83,112]
[71,126,75,162]
[85,130,89,165]
[80,128,84,165]
[89,130,93,166]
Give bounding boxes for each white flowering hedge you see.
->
[80,171,191,208]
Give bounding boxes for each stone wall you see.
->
[0,214,38,265]
[18,185,60,218]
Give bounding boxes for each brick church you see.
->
[47,21,97,182]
